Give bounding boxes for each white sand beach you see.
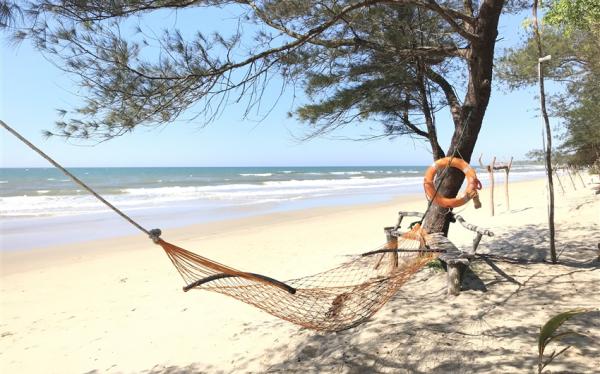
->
[1,176,599,373]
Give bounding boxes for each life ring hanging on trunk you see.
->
[423,157,482,209]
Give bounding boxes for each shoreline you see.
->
[1,176,548,271]
[1,173,547,252]
[0,190,424,275]
[0,176,557,275]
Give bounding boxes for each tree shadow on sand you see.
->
[481,221,600,269]
[137,218,599,373]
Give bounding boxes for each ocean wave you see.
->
[1,176,422,217]
[1,167,546,218]
[239,173,273,177]
[329,171,363,175]
[510,165,545,170]
[1,195,110,217]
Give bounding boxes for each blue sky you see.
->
[1,6,550,168]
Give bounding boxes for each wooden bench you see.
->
[385,211,494,295]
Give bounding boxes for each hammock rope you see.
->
[1,119,468,331]
[0,120,153,237]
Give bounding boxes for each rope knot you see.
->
[149,228,162,244]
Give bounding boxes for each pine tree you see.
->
[4,0,518,233]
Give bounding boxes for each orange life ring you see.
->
[423,157,482,209]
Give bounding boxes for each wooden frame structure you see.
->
[385,211,494,295]
[479,155,513,215]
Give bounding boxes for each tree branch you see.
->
[418,0,478,41]
[390,0,478,41]
[463,0,474,17]
[417,61,444,158]
[425,67,462,125]
[46,0,201,22]
[197,0,383,78]
[401,118,429,138]
[243,1,471,58]
[393,45,469,58]
[241,0,369,49]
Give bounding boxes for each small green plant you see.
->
[426,259,444,271]
[537,309,589,374]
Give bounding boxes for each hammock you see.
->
[1,120,445,332]
[159,226,437,331]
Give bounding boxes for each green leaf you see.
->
[538,309,588,357]
[546,330,584,347]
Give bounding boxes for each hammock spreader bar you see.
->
[183,272,297,294]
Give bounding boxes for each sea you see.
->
[0,165,545,250]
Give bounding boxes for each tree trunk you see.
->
[422,0,504,234]
[533,0,557,264]
[421,117,484,234]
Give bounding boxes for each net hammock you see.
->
[1,120,450,332]
[158,225,438,332]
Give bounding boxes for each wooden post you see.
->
[575,168,586,187]
[553,167,565,194]
[504,157,513,211]
[384,227,398,268]
[471,233,484,256]
[442,257,469,296]
[489,157,496,216]
[428,233,469,296]
[565,167,577,190]
[479,154,505,215]
[447,264,462,296]
[426,219,493,296]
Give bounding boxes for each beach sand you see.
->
[1,176,599,373]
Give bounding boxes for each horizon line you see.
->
[0,162,537,169]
